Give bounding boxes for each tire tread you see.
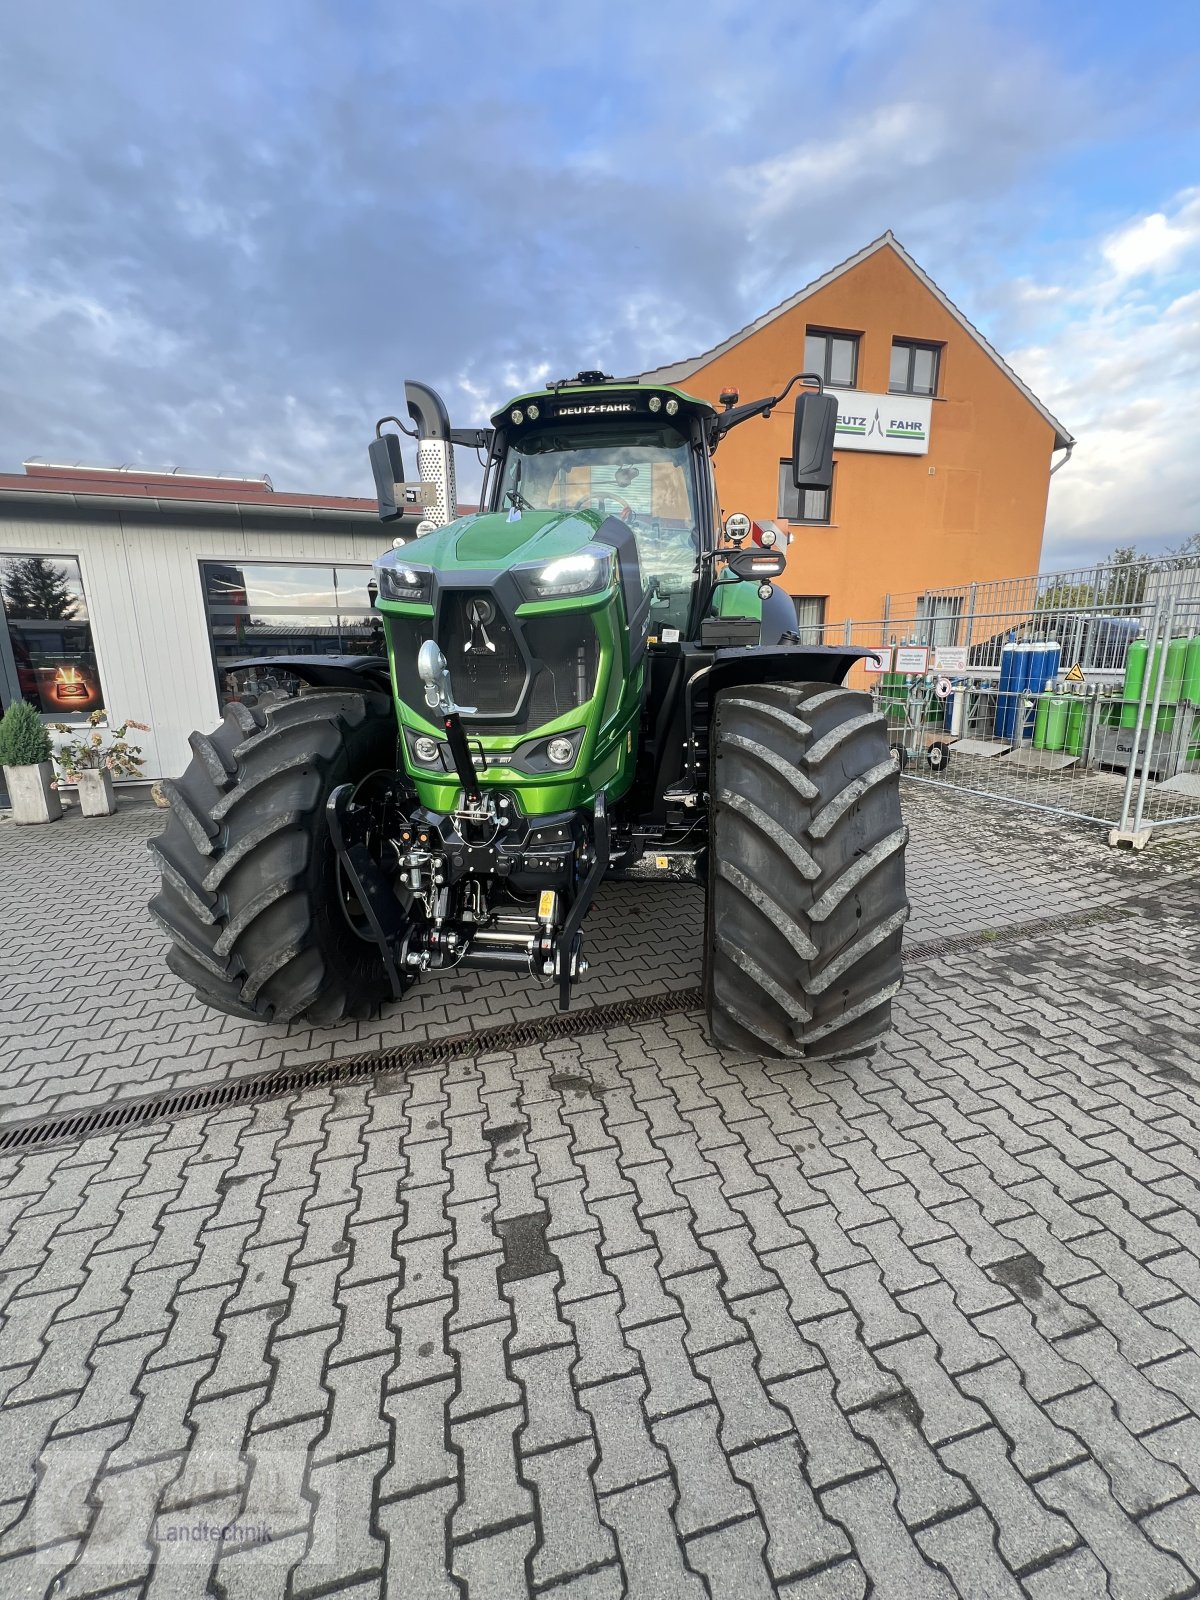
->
[706,679,908,1060]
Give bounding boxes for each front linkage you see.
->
[327,642,610,1010]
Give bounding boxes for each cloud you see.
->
[1102,191,1200,279]
[982,185,1200,565]
[0,0,1193,587]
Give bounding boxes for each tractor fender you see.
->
[683,644,874,764]
[691,643,873,711]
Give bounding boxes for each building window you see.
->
[0,552,105,719]
[916,591,962,649]
[778,461,834,524]
[200,560,383,706]
[804,328,859,389]
[889,340,941,396]
[792,596,826,644]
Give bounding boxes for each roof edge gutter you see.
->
[0,487,404,524]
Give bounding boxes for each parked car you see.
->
[969,613,1141,673]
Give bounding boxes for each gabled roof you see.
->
[640,231,1074,450]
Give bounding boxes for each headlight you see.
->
[375,558,433,604]
[413,736,439,763]
[511,727,586,772]
[514,548,612,601]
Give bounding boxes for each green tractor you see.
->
[150,371,908,1058]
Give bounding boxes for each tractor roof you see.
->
[492,372,716,427]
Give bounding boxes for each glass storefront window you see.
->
[0,552,105,720]
[200,559,385,707]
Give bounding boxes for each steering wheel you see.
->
[574,493,634,523]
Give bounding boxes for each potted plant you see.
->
[0,700,62,824]
[53,709,150,816]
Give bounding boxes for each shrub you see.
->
[0,700,53,767]
[53,709,150,781]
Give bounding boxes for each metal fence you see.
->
[807,554,1200,846]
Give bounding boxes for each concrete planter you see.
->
[3,761,63,825]
[77,768,117,817]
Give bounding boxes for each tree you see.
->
[1036,543,1152,616]
[1099,544,1150,609]
[0,556,79,621]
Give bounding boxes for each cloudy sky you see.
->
[1,0,1197,566]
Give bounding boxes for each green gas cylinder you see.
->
[1121,638,1148,727]
[1045,695,1070,752]
[880,671,908,716]
[1185,636,1200,703]
[1032,694,1051,749]
[1184,637,1200,760]
[1156,637,1188,731]
[1065,693,1088,756]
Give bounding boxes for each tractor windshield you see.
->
[499,422,700,632]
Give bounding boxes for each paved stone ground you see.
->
[1,790,1200,1596]
[0,786,1194,1119]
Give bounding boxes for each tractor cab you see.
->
[485,380,715,638]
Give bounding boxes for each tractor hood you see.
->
[390,508,605,576]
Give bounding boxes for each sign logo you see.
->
[554,402,635,417]
[833,390,932,455]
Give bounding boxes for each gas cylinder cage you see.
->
[796,554,1200,848]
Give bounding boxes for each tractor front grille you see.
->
[385,594,600,737]
[442,591,525,718]
[523,612,599,730]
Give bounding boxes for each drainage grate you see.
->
[0,987,705,1155]
[0,902,1146,1158]
[901,904,1130,967]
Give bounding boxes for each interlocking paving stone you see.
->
[1,792,1200,1593]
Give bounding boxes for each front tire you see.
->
[149,691,398,1024]
[704,681,909,1059]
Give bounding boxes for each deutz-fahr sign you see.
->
[833,390,932,455]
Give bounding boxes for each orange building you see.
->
[642,232,1073,636]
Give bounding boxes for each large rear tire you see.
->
[149,691,398,1025]
[704,681,908,1059]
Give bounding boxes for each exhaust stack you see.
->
[405,381,457,529]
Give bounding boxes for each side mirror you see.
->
[725,547,786,582]
[792,391,838,489]
[369,433,407,522]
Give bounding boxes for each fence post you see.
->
[1132,591,1178,837]
[1116,595,1162,835]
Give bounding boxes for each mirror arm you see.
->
[712,372,824,442]
[449,427,495,451]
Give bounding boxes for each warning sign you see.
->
[863,648,892,675]
[934,646,969,672]
[894,646,931,675]
[1064,662,1086,683]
